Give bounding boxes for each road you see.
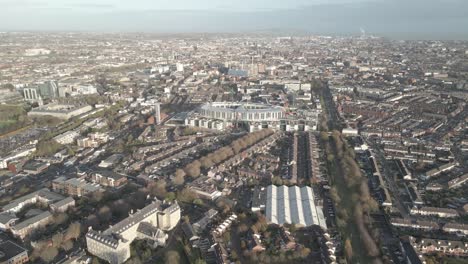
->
[367,139,410,219]
[320,82,344,131]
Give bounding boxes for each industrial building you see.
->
[256,185,327,229]
[27,103,93,120]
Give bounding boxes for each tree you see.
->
[52,233,64,248]
[98,206,112,223]
[193,198,204,205]
[112,199,130,218]
[126,257,142,264]
[329,186,341,204]
[165,192,176,201]
[61,240,74,251]
[319,132,329,142]
[345,239,353,260]
[127,134,134,144]
[272,176,283,185]
[148,180,167,199]
[35,139,64,157]
[173,170,185,186]
[165,251,180,264]
[41,247,59,263]
[184,161,201,178]
[177,188,197,203]
[86,214,100,229]
[300,247,311,258]
[91,191,104,203]
[65,222,82,240]
[53,213,69,226]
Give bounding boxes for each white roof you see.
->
[265,185,327,228]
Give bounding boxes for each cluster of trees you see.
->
[31,222,81,263]
[127,240,154,263]
[0,104,29,135]
[84,185,150,230]
[181,129,273,179]
[233,212,311,263]
[83,182,198,231]
[34,139,64,157]
[242,245,311,263]
[165,250,181,264]
[329,131,382,262]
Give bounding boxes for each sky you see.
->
[1,0,468,39]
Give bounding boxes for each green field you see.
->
[0,104,29,136]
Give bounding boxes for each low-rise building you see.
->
[189,178,222,201]
[193,209,218,234]
[443,223,468,235]
[409,236,468,257]
[410,207,459,218]
[86,200,180,264]
[448,173,468,189]
[52,177,102,197]
[0,145,36,169]
[91,171,127,188]
[391,218,439,230]
[27,104,93,120]
[424,162,458,178]
[2,188,65,213]
[0,240,29,264]
[0,188,75,239]
[22,160,49,175]
[50,197,76,213]
[10,211,52,239]
[98,154,124,168]
[54,130,80,145]
[0,213,18,231]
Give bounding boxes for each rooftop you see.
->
[265,185,327,229]
[0,240,27,262]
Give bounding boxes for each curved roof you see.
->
[200,102,284,114]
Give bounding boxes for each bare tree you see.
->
[98,206,112,223]
[41,247,58,263]
[345,239,353,260]
[52,233,63,248]
[65,222,82,240]
[165,251,180,264]
[61,240,74,251]
[173,171,185,186]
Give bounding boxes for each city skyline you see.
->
[1,0,467,39]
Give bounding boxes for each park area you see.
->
[0,104,29,136]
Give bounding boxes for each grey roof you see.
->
[2,188,64,212]
[265,185,327,228]
[137,222,165,239]
[105,200,162,235]
[0,213,18,224]
[60,177,102,192]
[86,200,165,248]
[50,197,75,209]
[12,211,52,231]
[94,170,126,181]
[0,240,27,262]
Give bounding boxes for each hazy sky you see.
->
[1,0,468,39]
